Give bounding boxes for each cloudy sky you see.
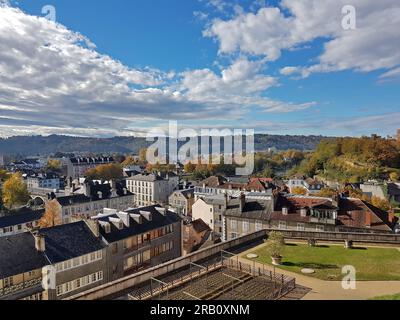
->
[0,0,399,138]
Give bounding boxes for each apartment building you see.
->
[64,157,115,178]
[90,205,182,280]
[26,173,62,192]
[0,207,44,237]
[192,194,227,239]
[126,172,179,207]
[0,221,107,300]
[48,180,135,224]
[168,188,195,216]
[223,194,397,241]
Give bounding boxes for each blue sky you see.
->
[0,0,399,137]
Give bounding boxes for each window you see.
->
[242,221,250,233]
[297,223,305,231]
[230,220,237,231]
[316,225,325,232]
[17,224,22,230]
[4,276,14,288]
[112,243,118,254]
[278,221,287,230]
[255,221,263,231]
[56,271,103,296]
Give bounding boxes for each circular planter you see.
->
[271,256,283,266]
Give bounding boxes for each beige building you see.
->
[126,173,179,207]
[169,189,195,216]
[192,194,227,239]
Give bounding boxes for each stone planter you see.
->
[271,256,283,266]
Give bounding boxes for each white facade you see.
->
[126,174,179,207]
[192,197,225,238]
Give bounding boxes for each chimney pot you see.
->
[34,233,46,252]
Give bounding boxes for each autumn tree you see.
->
[139,148,148,164]
[122,156,138,167]
[390,172,399,182]
[371,196,391,212]
[291,186,308,196]
[40,199,62,228]
[316,188,337,198]
[2,173,30,210]
[85,164,123,181]
[0,169,10,181]
[184,162,196,173]
[46,159,62,171]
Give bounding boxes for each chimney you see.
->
[239,193,245,212]
[34,233,46,252]
[84,180,91,197]
[365,212,371,227]
[111,180,117,198]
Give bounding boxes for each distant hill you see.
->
[0,134,331,156]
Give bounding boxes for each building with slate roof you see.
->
[0,207,44,237]
[0,221,107,300]
[86,204,182,281]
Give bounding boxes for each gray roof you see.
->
[225,198,274,221]
[96,205,182,243]
[0,233,48,279]
[0,221,106,278]
[127,173,164,182]
[0,208,44,228]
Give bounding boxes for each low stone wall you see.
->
[67,228,399,300]
[66,230,267,300]
[267,229,400,244]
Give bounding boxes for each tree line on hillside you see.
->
[290,136,400,183]
[0,134,329,156]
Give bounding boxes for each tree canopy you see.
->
[2,173,30,210]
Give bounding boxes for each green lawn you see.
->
[370,293,400,300]
[247,243,400,281]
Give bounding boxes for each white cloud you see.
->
[379,67,400,80]
[0,6,316,137]
[206,0,400,77]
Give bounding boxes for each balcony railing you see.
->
[309,217,337,225]
[0,278,42,298]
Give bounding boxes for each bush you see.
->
[265,232,285,258]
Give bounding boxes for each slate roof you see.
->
[96,205,182,243]
[0,208,44,228]
[225,197,274,220]
[127,173,165,182]
[0,221,105,278]
[387,183,400,196]
[0,233,49,279]
[56,182,133,206]
[70,157,114,164]
[40,221,106,264]
[180,188,194,199]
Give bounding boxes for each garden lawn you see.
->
[247,243,400,281]
[370,293,400,300]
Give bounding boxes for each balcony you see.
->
[310,217,337,225]
[0,278,42,298]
